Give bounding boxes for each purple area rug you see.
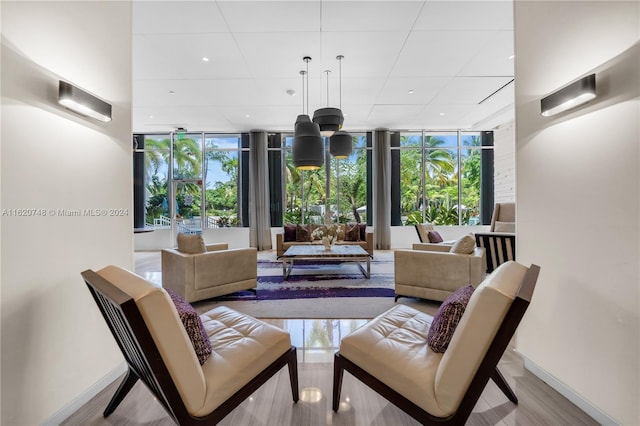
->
[211,257,396,301]
[213,286,395,301]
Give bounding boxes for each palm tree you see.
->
[423,136,455,187]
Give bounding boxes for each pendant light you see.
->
[293,57,324,170]
[313,67,343,137]
[330,55,353,158]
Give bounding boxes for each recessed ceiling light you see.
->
[245,114,250,118]
[149,115,154,119]
[202,57,209,62]
[439,112,445,116]
[509,55,515,59]
[286,89,296,96]
[169,90,176,95]
[408,89,414,94]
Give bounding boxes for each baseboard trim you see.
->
[522,356,619,426]
[42,362,127,425]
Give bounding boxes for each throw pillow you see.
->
[358,223,367,241]
[176,233,206,254]
[427,285,475,353]
[283,224,297,242]
[165,288,212,365]
[296,224,313,242]
[343,223,360,241]
[494,221,515,233]
[428,230,444,243]
[450,233,475,254]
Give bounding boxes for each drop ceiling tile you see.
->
[134,33,250,80]
[133,1,229,34]
[322,1,424,31]
[414,1,513,31]
[376,77,451,105]
[234,32,322,78]
[319,32,410,78]
[368,104,425,129]
[430,76,513,105]
[413,105,477,129]
[392,30,494,77]
[217,1,321,32]
[459,31,514,76]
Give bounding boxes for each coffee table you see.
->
[281,245,371,280]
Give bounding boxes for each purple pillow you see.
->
[165,288,212,365]
[296,224,313,242]
[427,285,475,353]
[428,231,444,243]
[283,224,297,242]
[343,223,360,241]
[358,223,367,241]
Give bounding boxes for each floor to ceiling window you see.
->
[133,132,246,233]
[277,132,371,225]
[391,131,494,226]
[134,129,492,231]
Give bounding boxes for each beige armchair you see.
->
[162,237,257,303]
[489,202,516,232]
[394,242,486,302]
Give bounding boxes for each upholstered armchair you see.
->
[475,202,516,273]
[489,202,516,232]
[162,234,257,303]
[394,235,486,302]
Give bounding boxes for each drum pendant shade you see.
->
[293,114,323,170]
[329,130,353,158]
[312,107,343,137]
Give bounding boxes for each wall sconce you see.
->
[540,74,596,117]
[58,81,112,122]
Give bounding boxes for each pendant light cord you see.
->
[325,70,331,107]
[300,70,305,115]
[337,55,344,109]
[305,58,310,115]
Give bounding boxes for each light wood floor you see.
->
[62,252,598,425]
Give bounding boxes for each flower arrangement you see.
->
[311,223,343,247]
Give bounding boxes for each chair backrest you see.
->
[82,266,206,421]
[433,261,539,416]
[415,223,435,242]
[475,233,516,273]
[490,202,516,232]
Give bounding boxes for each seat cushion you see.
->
[494,221,515,233]
[339,304,449,418]
[197,306,292,417]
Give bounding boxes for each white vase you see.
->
[322,236,332,250]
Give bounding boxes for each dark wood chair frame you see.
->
[82,269,299,426]
[333,264,540,425]
[475,233,517,273]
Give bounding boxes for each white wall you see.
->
[0,2,133,424]
[514,2,639,424]
[493,121,516,203]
